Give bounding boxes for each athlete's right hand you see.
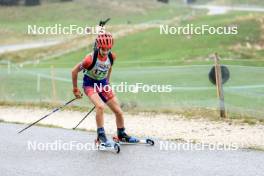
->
[73,87,82,99]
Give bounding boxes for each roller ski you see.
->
[95,128,120,153]
[113,128,154,146]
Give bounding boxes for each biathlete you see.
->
[71,32,139,145]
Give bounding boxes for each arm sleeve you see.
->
[80,54,93,70]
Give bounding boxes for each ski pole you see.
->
[72,106,95,130]
[18,98,77,134]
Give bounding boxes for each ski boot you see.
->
[95,127,120,153]
[113,128,154,146]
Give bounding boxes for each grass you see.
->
[1,11,264,119]
[192,0,264,6]
[243,146,264,152]
[1,3,264,119]
[210,0,264,6]
[1,99,264,125]
[27,12,264,68]
[0,35,89,63]
[0,100,92,112]
[1,64,264,119]
[241,118,257,125]
[0,1,192,61]
[0,0,189,45]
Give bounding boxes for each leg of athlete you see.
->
[88,93,105,128]
[106,97,139,143]
[87,92,110,143]
[106,97,124,128]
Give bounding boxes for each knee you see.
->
[96,104,104,113]
[114,108,123,117]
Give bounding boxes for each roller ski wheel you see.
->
[113,136,155,146]
[114,143,120,153]
[95,139,120,153]
[146,138,155,146]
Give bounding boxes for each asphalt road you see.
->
[0,40,62,54]
[0,123,263,176]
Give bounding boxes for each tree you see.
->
[25,0,40,6]
[157,0,169,3]
[0,0,19,6]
